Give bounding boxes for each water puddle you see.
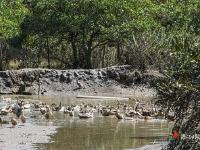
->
[0,95,173,150]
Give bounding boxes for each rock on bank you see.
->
[0,65,162,96]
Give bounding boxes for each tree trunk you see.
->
[0,40,7,71]
[36,39,42,68]
[84,31,95,69]
[85,47,92,69]
[84,37,93,69]
[116,41,121,64]
[60,45,65,69]
[71,40,78,68]
[46,37,51,69]
[69,33,79,69]
[101,46,106,68]
[0,40,3,71]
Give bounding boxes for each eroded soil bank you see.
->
[0,65,162,96]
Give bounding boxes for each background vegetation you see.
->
[0,0,199,149]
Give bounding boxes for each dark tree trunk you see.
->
[116,41,123,65]
[60,45,65,69]
[69,33,79,68]
[0,41,3,71]
[84,37,93,69]
[84,31,96,69]
[0,40,7,71]
[102,46,105,68]
[116,41,121,64]
[71,40,79,68]
[85,47,92,69]
[46,37,51,69]
[36,39,42,68]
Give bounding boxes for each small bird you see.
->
[68,110,73,117]
[115,112,123,119]
[20,111,26,123]
[45,106,53,119]
[40,107,46,115]
[11,118,17,128]
[12,103,22,118]
[16,107,22,118]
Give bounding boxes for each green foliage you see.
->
[0,0,28,38]
[0,0,28,70]
[22,0,158,68]
[154,1,200,149]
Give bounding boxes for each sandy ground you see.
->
[0,123,58,150]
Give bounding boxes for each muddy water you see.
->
[1,95,172,150]
[38,118,171,150]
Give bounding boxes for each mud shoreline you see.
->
[0,123,58,150]
[131,144,163,150]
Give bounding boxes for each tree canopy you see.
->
[0,0,28,70]
[0,0,28,38]
[21,0,158,68]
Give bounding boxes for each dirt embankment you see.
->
[0,65,163,96]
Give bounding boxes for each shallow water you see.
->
[38,118,171,150]
[0,95,172,150]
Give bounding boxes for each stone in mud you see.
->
[101,70,107,76]
[9,71,20,85]
[4,79,13,87]
[39,69,46,75]
[97,75,102,79]
[22,71,36,83]
[0,71,9,78]
[66,76,72,83]
[78,76,83,80]
[77,81,84,89]
[74,72,79,78]
[84,70,93,75]
[59,74,66,82]
[106,69,118,79]
[17,84,26,94]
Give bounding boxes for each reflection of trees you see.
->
[41,118,170,150]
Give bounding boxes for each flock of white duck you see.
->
[0,96,171,128]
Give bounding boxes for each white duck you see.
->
[78,112,93,119]
[20,111,26,123]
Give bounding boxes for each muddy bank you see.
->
[130,144,164,150]
[0,65,162,96]
[0,124,57,150]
